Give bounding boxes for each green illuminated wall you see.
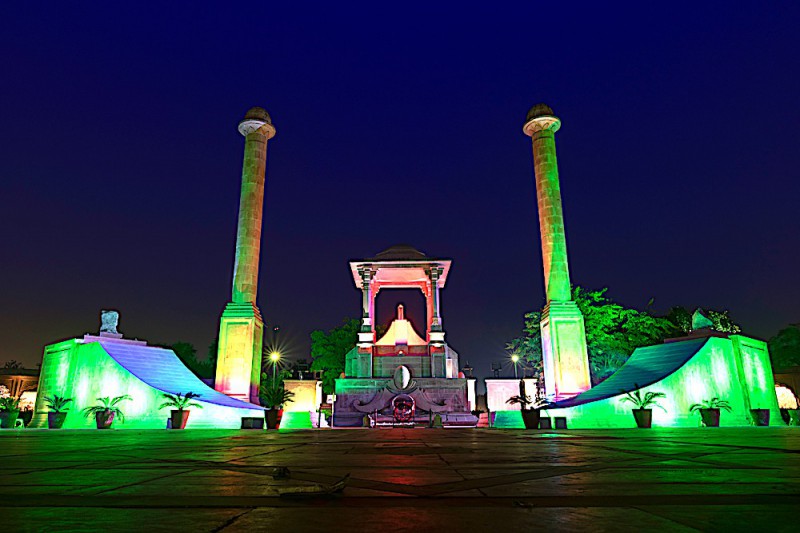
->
[31,339,263,429]
[279,411,313,430]
[542,335,781,428]
[491,335,781,429]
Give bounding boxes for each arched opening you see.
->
[375,288,427,339]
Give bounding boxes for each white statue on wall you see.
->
[100,310,120,335]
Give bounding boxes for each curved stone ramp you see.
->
[99,340,260,411]
[31,337,263,429]
[545,335,781,428]
[552,337,709,409]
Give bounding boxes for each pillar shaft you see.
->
[430,268,442,330]
[524,106,591,398]
[215,107,275,404]
[531,127,572,303]
[424,282,434,340]
[359,268,375,333]
[232,127,271,303]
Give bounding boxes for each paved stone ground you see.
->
[1,427,799,532]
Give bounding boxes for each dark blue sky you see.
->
[2,4,798,377]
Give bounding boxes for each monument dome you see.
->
[243,106,272,124]
[525,103,556,122]
[369,244,429,261]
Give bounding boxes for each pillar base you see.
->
[214,302,263,404]
[540,301,591,399]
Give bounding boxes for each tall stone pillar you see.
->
[427,267,445,345]
[429,268,443,331]
[214,107,276,404]
[359,268,374,334]
[424,281,434,341]
[356,268,375,376]
[523,103,591,398]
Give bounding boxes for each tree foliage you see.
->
[310,318,361,394]
[769,324,800,370]
[665,306,741,334]
[171,342,215,380]
[506,310,543,378]
[508,287,677,386]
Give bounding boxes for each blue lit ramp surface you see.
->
[552,338,710,408]
[99,340,262,410]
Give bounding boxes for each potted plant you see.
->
[260,384,294,429]
[82,395,132,429]
[159,392,202,429]
[620,387,667,428]
[506,379,550,429]
[0,396,21,429]
[689,398,731,427]
[44,395,73,429]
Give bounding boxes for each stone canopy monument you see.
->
[332,245,477,427]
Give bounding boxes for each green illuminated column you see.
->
[523,104,591,398]
[214,107,276,403]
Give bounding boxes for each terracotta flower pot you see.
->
[699,408,721,427]
[48,412,68,429]
[520,409,541,429]
[265,409,279,429]
[632,408,652,428]
[95,410,115,429]
[750,409,770,426]
[0,409,20,429]
[170,410,190,430]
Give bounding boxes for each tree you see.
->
[769,325,800,370]
[171,342,215,380]
[665,307,692,335]
[665,306,742,335]
[310,318,361,394]
[506,310,543,379]
[704,309,742,334]
[508,287,676,386]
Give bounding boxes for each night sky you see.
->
[2,4,798,380]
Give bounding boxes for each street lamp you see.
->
[270,351,280,383]
[511,354,520,379]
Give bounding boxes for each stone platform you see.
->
[2,428,799,531]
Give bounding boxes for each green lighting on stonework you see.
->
[540,336,781,428]
[492,411,525,429]
[32,339,264,429]
[279,411,313,430]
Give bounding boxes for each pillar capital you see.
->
[238,107,276,138]
[523,103,561,137]
[523,115,561,137]
[358,266,375,281]
[426,266,444,282]
[238,119,276,138]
